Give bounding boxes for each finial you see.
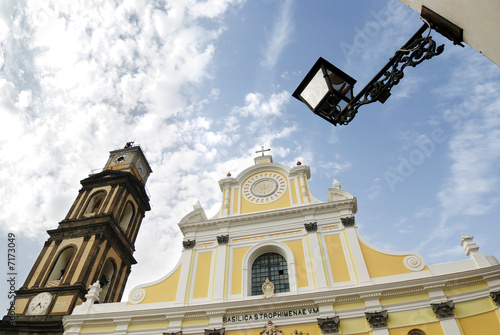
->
[332,178,341,189]
[296,161,302,165]
[461,233,479,256]
[227,172,231,177]
[461,233,474,245]
[124,141,134,148]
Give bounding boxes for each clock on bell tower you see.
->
[1,143,152,334]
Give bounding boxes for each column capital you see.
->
[431,301,455,319]
[341,216,355,228]
[317,316,340,334]
[365,310,388,329]
[304,222,318,232]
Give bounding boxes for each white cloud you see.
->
[233,91,290,118]
[414,54,500,253]
[260,0,294,69]
[438,100,500,219]
[0,0,253,305]
[189,0,246,19]
[318,160,352,178]
[366,178,382,200]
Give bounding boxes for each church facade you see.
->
[60,152,500,335]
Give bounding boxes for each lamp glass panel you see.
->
[300,69,329,109]
[326,69,353,100]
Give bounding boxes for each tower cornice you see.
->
[80,170,151,211]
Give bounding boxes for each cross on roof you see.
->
[255,146,271,157]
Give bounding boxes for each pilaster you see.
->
[175,248,195,305]
[307,230,328,289]
[213,243,228,301]
[431,300,461,335]
[342,217,370,283]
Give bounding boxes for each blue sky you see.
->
[1,0,500,311]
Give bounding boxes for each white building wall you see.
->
[400,0,500,66]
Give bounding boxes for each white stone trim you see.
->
[344,227,370,282]
[439,318,462,335]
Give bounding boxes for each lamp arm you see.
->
[341,22,444,125]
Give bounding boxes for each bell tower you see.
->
[2,143,152,334]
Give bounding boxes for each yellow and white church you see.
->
[63,148,500,335]
[4,145,500,335]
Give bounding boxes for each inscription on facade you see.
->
[223,308,319,323]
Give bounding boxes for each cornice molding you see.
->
[179,199,356,231]
[63,265,500,325]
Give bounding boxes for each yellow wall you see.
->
[131,264,182,304]
[459,310,500,335]
[388,323,444,335]
[73,235,95,284]
[240,193,291,214]
[284,240,309,287]
[14,298,28,315]
[444,282,489,296]
[231,247,250,295]
[380,293,429,306]
[28,241,54,288]
[359,239,428,277]
[387,308,439,328]
[233,188,239,214]
[324,234,351,283]
[51,295,73,313]
[334,301,365,311]
[455,297,496,318]
[193,251,213,299]
[128,322,169,331]
[80,325,115,333]
[339,317,371,334]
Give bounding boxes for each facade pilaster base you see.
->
[439,318,461,335]
[372,328,390,335]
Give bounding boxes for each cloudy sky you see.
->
[1,0,500,311]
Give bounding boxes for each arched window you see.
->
[83,191,106,217]
[119,202,135,232]
[47,247,76,284]
[408,330,425,335]
[251,252,289,296]
[99,259,116,302]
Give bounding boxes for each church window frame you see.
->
[241,241,298,297]
[98,258,117,302]
[83,191,107,217]
[119,201,135,233]
[45,246,77,285]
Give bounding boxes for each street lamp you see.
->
[292,6,463,126]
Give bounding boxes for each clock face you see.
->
[136,160,146,177]
[112,153,129,165]
[28,292,52,315]
[242,172,287,204]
